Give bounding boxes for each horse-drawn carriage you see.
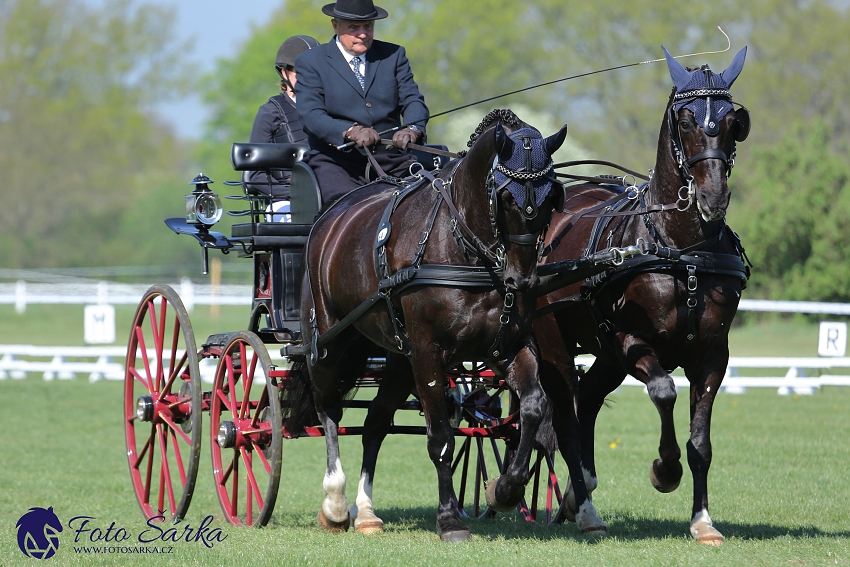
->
[123,47,752,544]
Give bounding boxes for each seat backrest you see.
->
[230,143,308,171]
[290,162,322,223]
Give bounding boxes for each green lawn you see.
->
[1,377,849,566]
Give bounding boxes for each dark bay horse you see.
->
[286,112,605,541]
[536,47,751,544]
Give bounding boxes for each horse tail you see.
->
[281,357,319,432]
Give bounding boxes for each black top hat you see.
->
[322,0,388,20]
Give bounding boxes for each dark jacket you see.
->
[246,93,307,199]
[294,38,428,159]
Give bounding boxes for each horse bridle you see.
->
[488,136,559,257]
[667,66,751,211]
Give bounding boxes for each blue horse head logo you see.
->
[16,507,63,559]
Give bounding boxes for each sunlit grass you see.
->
[1,380,848,566]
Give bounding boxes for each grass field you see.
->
[1,375,849,565]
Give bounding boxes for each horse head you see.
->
[461,117,567,291]
[662,45,750,222]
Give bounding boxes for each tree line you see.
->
[2,0,849,302]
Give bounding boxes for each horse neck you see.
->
[638,105,714,250]
[453,146,496,244]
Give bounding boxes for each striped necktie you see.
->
[350,56,365,90]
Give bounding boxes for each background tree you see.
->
[0,0,196,270]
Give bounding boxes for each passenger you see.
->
[295,0,429,203]
[247,34,319,221]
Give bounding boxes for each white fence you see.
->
[1,345,848,395]
[4,280,850,315]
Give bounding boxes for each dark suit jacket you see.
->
[295,38,428,152]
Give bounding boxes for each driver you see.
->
[295,0,429,203]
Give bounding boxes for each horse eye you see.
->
[679,119,694,133]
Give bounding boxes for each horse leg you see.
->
[308,330,372,533]
[315,406,351,532]
[684,360,726,545]
[624,336,683,493]
[353,352,415,534]
[412,351,470,542]
[562,359,624,524]
[485,338,545,512]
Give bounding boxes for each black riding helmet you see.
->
[275,35,319,78]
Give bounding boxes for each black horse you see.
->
[536,47,750,544]
[284,111,607,541]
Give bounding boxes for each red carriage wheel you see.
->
[124,284,203,522]
[209,331,282,527]
[450,378,568,524]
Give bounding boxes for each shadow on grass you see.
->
[266,506,850,542]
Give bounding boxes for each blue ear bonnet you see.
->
[673,69,734,128]
[493,127,556,209]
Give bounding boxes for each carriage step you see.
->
[203,333,238,349]
[281,343,310,357]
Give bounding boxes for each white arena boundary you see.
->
[1,345,848,396]
[3,280,850,316]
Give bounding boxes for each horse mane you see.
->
[457,109,525,157]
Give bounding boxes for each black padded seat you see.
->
[231,143,308,171]
[231,222,312,249]
[290,162,322,223]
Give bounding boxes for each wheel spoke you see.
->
[242,449,258,526]
[134,326,153,393]
[251,440,273,474]
[143,422,156,504]
[159,351,189,402]
[154,298,168,392]
[239,345,255,420]
[157,424,177,514]
[159,412,193,447]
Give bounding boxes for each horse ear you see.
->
[494,121,514,161]
[544,124,568,156]
[663,45,692,91]
[721,46,747,88]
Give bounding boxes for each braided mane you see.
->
[464,109,523,149]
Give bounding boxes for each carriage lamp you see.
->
[185,173,223,227]
[217,421,237,449]
[136,395,154,422]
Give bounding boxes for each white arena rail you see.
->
[2,345,848,395]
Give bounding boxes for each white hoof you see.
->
[576,500,607,535]
[690,510,724,545]
[353,509,384,534]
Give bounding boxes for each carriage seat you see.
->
[230,221,311,249]
[230,143,308,173]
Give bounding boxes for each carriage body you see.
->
[123,141,566,528]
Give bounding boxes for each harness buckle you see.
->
[687,265,698,291]
[504,291,515,309]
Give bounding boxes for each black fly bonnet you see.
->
[492,127,562,221]
[663,46,750,181]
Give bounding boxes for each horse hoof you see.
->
[576,501,607,536]
[581,524,609,536]
[317,508,350,533]
[649,459,682,493]
[439,529,471,542]
[354,511,384,535]
[691,512,724,545]
[485,476,521,513]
